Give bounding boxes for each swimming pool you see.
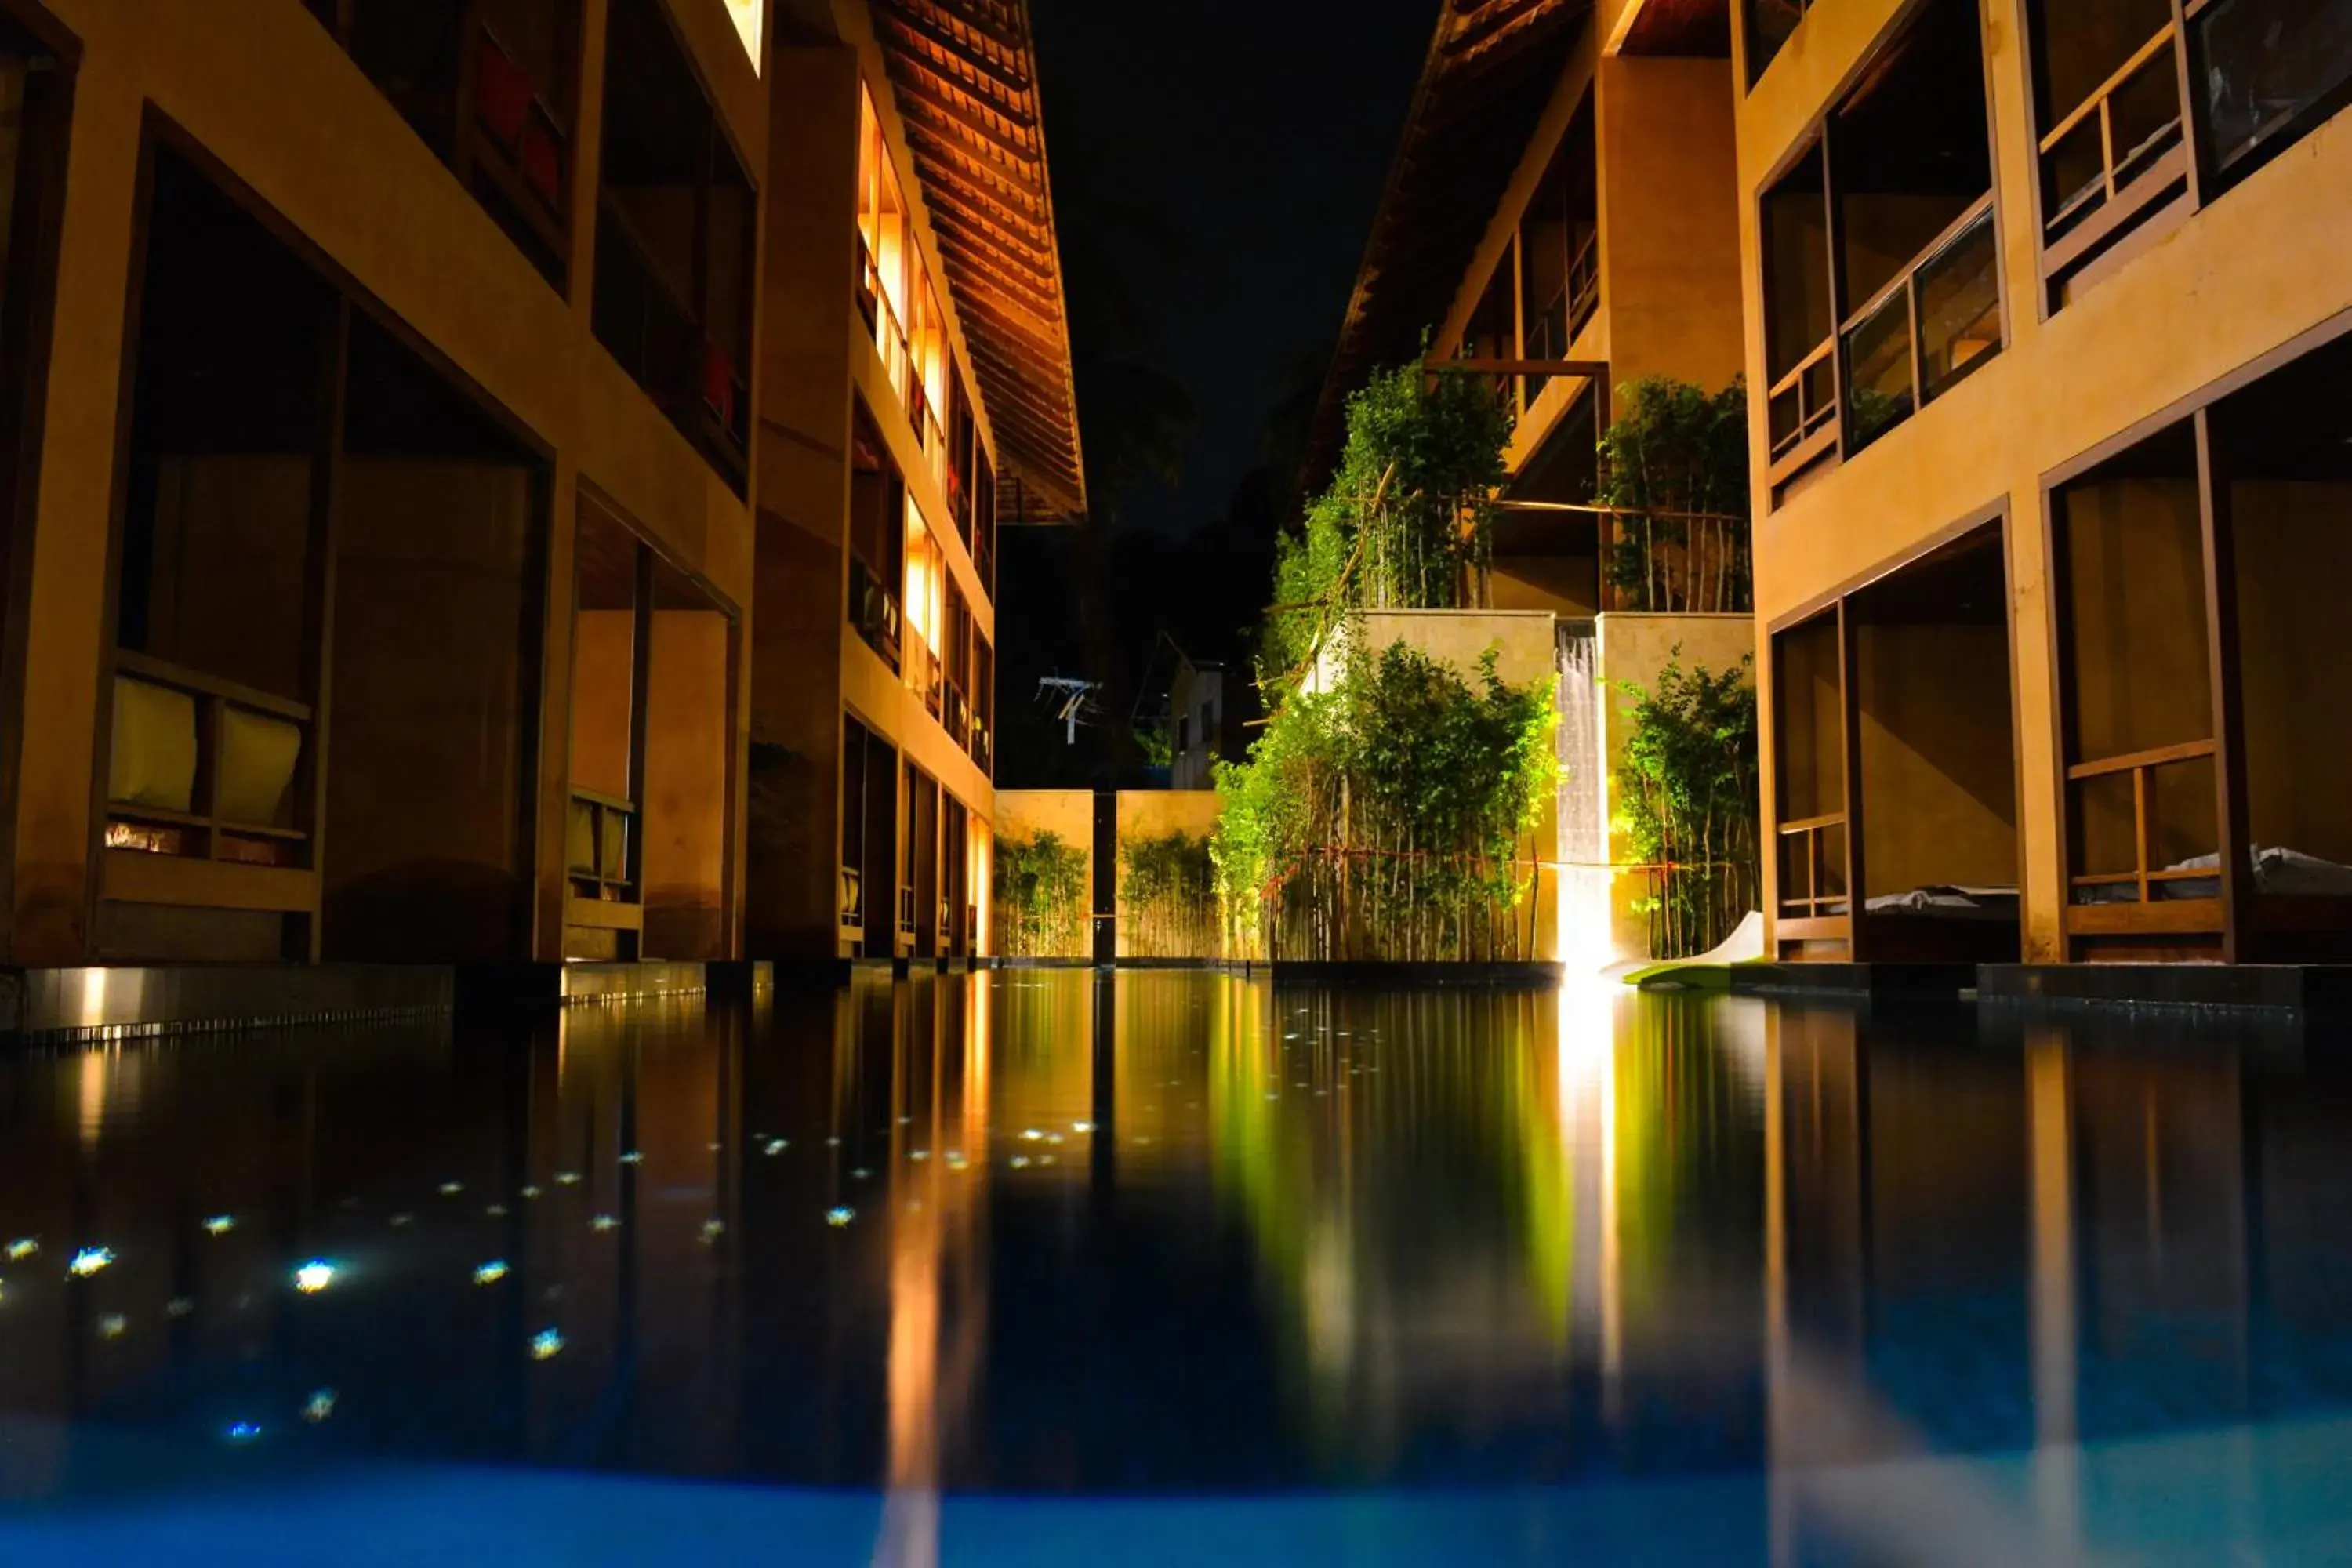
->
[0,971,2347,1563]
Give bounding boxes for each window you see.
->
[1518,100,1599,378]
[110,144,551,966]
[593,0,755,490]
[855,86,953,477]
[848,399,904,670]
[2027,0,2187,289]
[1759,0,2002,493]
[319,0,579,285]
[2191,0,2352,187]
[1746,0,1817,84]
[1761,141,1836,477]
[1832,0,1998,452]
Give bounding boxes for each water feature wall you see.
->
[1555,619,1613,971]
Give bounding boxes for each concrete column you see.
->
[8,45,143,964]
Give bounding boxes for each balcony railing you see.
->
[2064,739,2221,914]
[942,680,969,750]
[466,22,571,275]
[856,233,949,470]
[840,865,865,932]
[1766,339,1838,481]
[1840,201,2001,453]
[848,555,902,672]
[106,652,313,872]
[903,630,942,720]
[567,788,638,901]
[595,198,746,474]
[1776,811,1849,920]
[2038,25,2187,277]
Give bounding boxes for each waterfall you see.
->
[1555,620,1613,971]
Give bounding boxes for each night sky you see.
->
[1029,0,1437,539]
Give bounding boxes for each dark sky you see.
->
[1029,0,1438,538]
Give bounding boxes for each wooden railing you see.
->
[107,652,313,871]
[2064,739,2218,909]
[1766,338,1838,482]
[1776,811,1849,920]
[2038,25,2187,277]
[840,865,865,932]
[567,788,637,902]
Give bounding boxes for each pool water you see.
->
[2,971,2350,1563]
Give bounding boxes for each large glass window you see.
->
[593,0,756,489]
[1832,0,1998,452]
[321,0,579,285]
[2193,0,2352,183]
[848,398,905,670]
[1760,0,2002,488]
[110,147,336,903]
[1747,0,1818,84]
[1761,142,1835,470]
[1518,100,1599,369]
[855,86,953,475]
[2212,334,2352,907]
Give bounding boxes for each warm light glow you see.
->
[723,0,761,71]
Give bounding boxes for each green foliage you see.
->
[1120,831,1218,958]
[1214,641,1557,960]
[993,831,1089,959]
[1611,654,1760,960]
[1134,718,1173,770]
[1258,360,1512,694]
[1596,376,1751,613]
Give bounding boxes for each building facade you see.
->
[0,0,764,975]
[750,0,1083,965]
[0,0,1076,1000]
[1740,0,2352,967]
[1308,0,1755,968]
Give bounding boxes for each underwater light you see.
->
[530,1329,564,1361]
[202,1215,236,1236]
[293,1260,336,1294]
[473,1260,510,1286]
[67,1247,114,1277]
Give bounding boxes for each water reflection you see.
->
[0,975,2349,1562]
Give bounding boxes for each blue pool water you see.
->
[2,971,2350,1563]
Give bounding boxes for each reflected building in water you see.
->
[0,978,2345,1561]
